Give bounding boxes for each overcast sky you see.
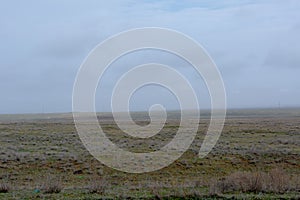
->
[1,0,300,114]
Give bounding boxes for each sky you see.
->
[0,0,300,114]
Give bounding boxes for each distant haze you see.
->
[1,0,300,114]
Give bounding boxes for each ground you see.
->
[0,108,299,199]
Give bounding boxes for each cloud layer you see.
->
[0,0,300,113]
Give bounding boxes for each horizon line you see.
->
[1,106,300,115]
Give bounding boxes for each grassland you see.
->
[0,108,299,199]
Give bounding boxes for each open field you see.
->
[0,108,300,199]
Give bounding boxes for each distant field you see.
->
[0,108,299,199]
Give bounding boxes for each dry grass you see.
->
[149,181,164,199]
[87,176,107,194]
[40,174,63,194]
[210,167,297,195]
[0,110,299,198]
[210,171,264,194]
[0,181,10,193]
[267,167,290,193]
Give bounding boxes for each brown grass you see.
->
[0,110,299,198]
[87,176,107,194]
[210,167,297,195]
[211,171,264,194]
[0,181,10,193]
[267,167,290,193]
[41,174,63,194]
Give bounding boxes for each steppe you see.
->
[0,108,299,199]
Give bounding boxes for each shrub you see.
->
[241,172,264,193]
[209,168,293,194]
[0,181,10,193]
[149,181,164,199]
[209,180,221,196]
[210,171,264,194]
[267,167,289,193]
[87,177,107,194]
[41,174,63,194]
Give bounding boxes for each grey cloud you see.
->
[1,0,300,113]
[37,32,99,59]
[264,30,300,69]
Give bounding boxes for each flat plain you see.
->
[0,108,299,199]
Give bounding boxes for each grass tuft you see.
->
[210,168,295,195]
[0,181,10,193]
[87,176,107,194]
[41,174,63,194]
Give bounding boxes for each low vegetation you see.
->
[87,176,107,194]
[0,109,299,199]
[40,174,63,194]
[209,167,299,195]
[0,181,10,193]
